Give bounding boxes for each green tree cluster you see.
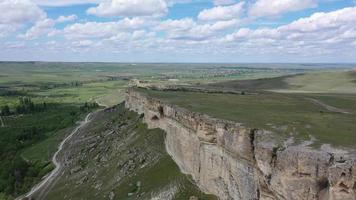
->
[0,106,10,116]
[80,102,99,112]
[15,97,47,114]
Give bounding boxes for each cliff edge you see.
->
[125,88,356,200]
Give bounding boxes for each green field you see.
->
[281,71,356,93]
[206,70,356,94]
[0,62,307,108]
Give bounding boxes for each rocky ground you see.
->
[31,103,216,200]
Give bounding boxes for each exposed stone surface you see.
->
[125,88,356,200]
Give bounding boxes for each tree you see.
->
[1,105,10,116]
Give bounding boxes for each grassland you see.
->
[206,70,356,94]
[0,62,306,108]
[281,70,356,93]
[141,88,356,148]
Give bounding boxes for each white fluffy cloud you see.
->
[158,18,237,40]
[33,0,104,7]
[63,17,152,39]
[0,0,46,37]
[223,6,356,57]
[1,0,356,62]
[156,18,195,32]
[280,7,356,32]
[19,14,77,40]
[21,18,56,40]
[0,0,45,24]
[249,0,317,18]
[56,15,78,23]
[198,2,244,21]
[87,0,168,17]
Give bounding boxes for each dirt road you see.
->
[16,113,93,200]
[306,98,351,114]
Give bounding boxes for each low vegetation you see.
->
[206,70,356,94]
[0,98,96,199]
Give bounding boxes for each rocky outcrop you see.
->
[125,88,356,200]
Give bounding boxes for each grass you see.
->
[141,89,356,148]
[0,102,94,198]
[204,74,295,91]
[31,80,128,105]
[21,126,76,162]
[205,70,356,94]
[282,71,356,93]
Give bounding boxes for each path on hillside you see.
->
[95,100,109,108]
[16,112,93,200]
[16,98,110,200]
[0,116,4,127]
[306,98,351,114]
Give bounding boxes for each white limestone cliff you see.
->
[125,89,356,200]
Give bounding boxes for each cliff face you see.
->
[125,89,356,200]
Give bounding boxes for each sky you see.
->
[0,0,356,63]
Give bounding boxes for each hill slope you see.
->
[33,104,216,200]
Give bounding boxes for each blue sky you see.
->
[0,0,356,63]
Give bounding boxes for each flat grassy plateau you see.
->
[140,71,356,149]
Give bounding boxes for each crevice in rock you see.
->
[271,147,279,168]
[318,177,329,191]
[250,129,258,162]
[151,115,159,121]
[158,106,164,117]
[339,182,349,190]
[256,188,260,200]
[266,175,272,185]
[341,172,346,178]
[328,153,334,166]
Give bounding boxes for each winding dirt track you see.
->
[16,112,93,200]
[306,98,351,114]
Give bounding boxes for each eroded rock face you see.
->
[125,89,356,200]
